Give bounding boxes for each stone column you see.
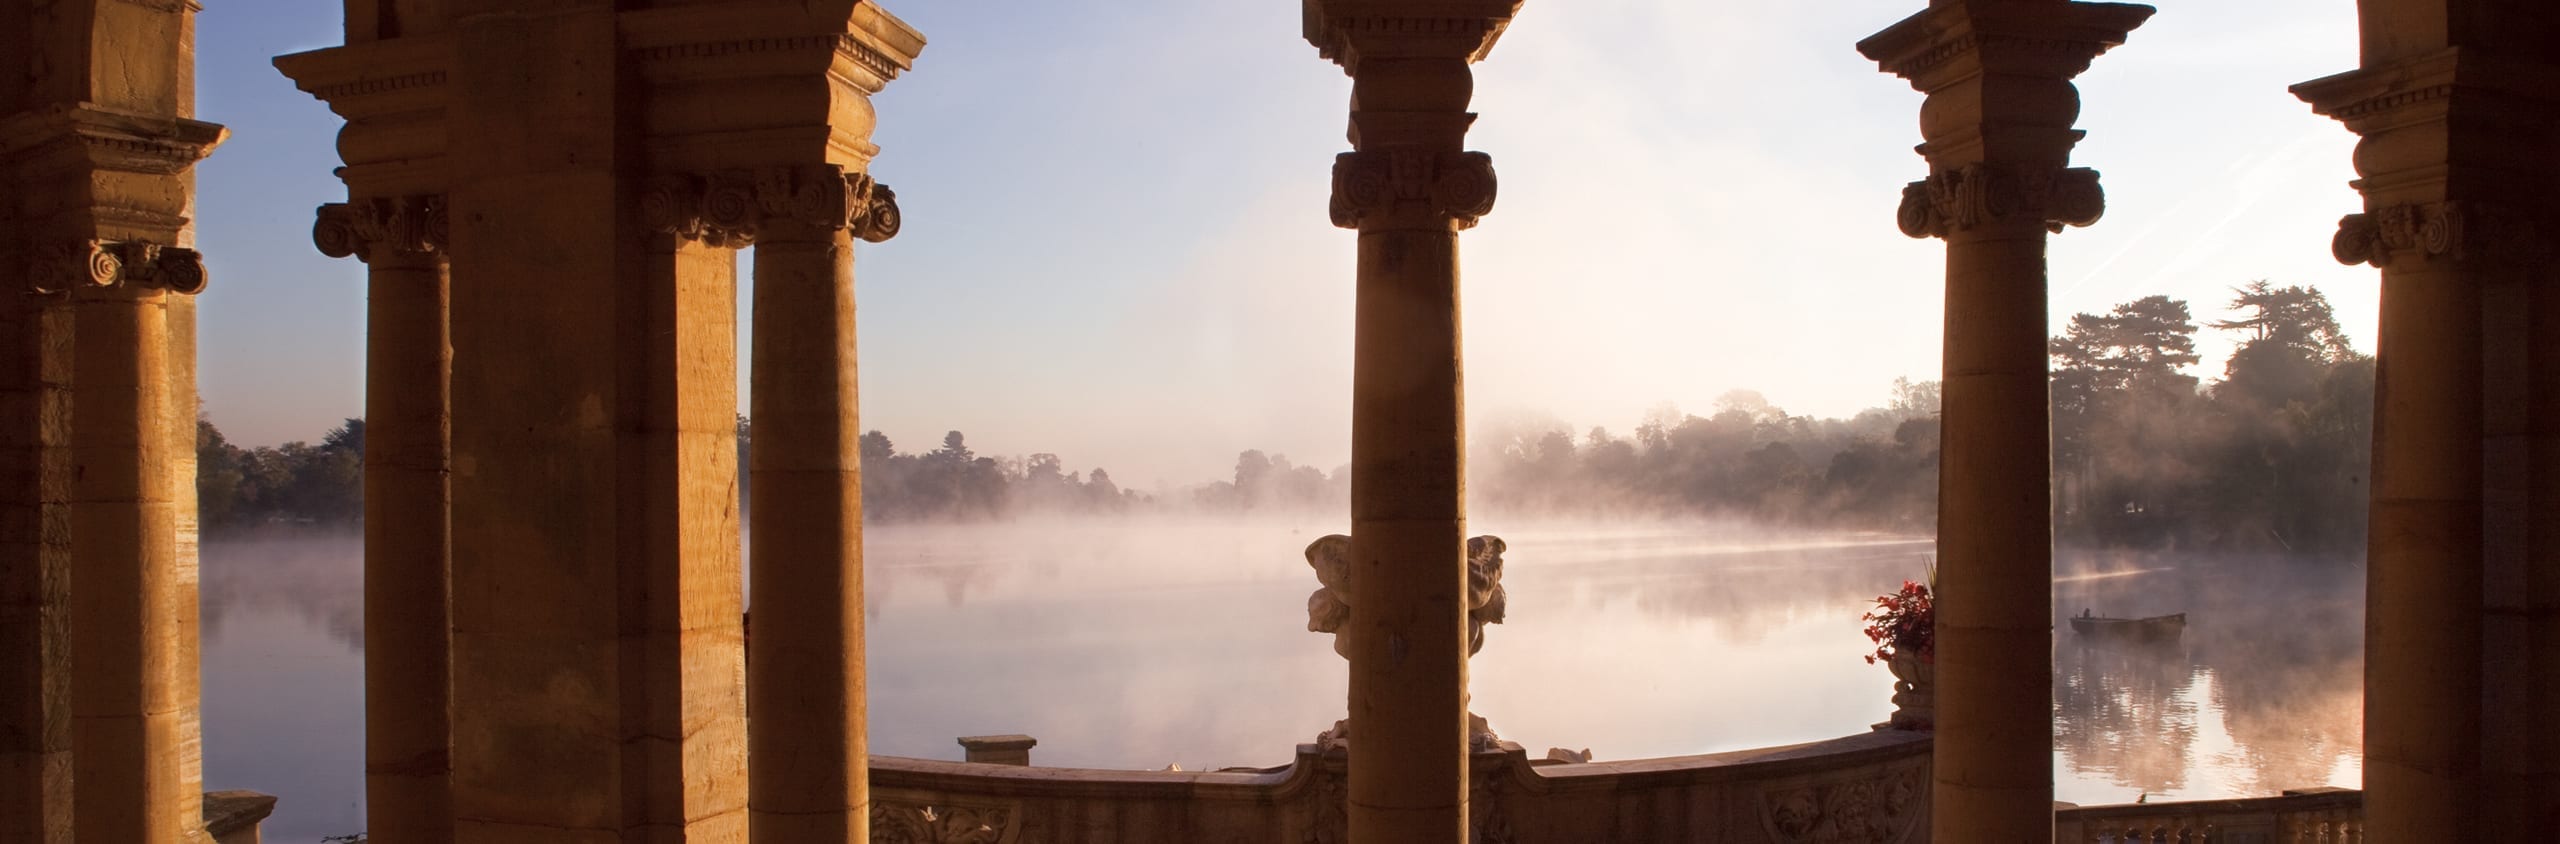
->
[1860,2,2149,839]
[64,243,212,844]
[314,196,453,844]
[1303,4,1518,841]
[741,168,899,841]
[2297,36,2560,838]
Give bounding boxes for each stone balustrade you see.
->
[865,729,1930,843]
[2056,787,2365,844]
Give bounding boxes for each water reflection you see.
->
[196,523,2362,843]
[2050,551,2364,804]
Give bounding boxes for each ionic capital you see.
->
[1329,150,1497,231]
[314,196,449,262]
[28,240,208,295]
[2331,201,2551,269]
[642,165,900,247]
[1896,163,2104,239]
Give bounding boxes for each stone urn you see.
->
[1886,653,1934,731]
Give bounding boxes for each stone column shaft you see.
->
[748,220,869,841]
[1933,219,2058,841]
[68,286,195,843]
[362,246,451,844]
[2362,255,2485,837]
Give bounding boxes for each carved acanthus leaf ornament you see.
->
[2330,200,2549,268]
[1760,764,1927,844]
[1329,150,1498,230]
[643,165,901,247]
[1896,163,2105,239]
[29,240,208,295]
[868,798,1017,844]
[313,195,449,261]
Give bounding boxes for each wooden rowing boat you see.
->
[2068,612,2185,642]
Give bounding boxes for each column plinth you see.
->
[1860,2,2148,838]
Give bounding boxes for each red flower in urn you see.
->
[1862,579,1934,666]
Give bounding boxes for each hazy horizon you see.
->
[195,0,2367,488]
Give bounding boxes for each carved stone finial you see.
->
[1328,150,1498,230]
[314,195,449,262]
[645,166,904,247]
[1895,163,2104,239]
[29,239,208,295]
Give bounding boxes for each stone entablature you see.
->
[865,731,1931,844]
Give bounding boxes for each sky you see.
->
[190,0,2369,489]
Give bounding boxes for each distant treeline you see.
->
[1470,281,2372,553]
[197,281,2372,552]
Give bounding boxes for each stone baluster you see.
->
[1859,1,2150,838]
[742,165,900,841]
[1303,2,1521,841]
[313,195,453,844]
[2296,25,2560,837]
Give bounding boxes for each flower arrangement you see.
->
[1862,578,1934,665]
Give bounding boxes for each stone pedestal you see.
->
[1859,2,2150,839]
[958,735,1038,767]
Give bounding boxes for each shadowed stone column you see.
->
[1303,3,1520,841]
[741,169,899,841]
[2297,30,2560,836]
[314,196,453,844]
[1860,1,2149,839]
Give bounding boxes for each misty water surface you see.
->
[199,521,2361,843]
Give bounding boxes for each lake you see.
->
[198,519,2363,843]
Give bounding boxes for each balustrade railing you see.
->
[2056,787,2363,844]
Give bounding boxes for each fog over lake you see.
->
[199,520,2362,843]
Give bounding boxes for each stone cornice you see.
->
[1857,0,2153,90]
[0,104,227,176]
[27,240,207,295]
[642,165,900,247]
[274,35,456,121]
[621,1,924,93]
[2293,48,2560,136]
[1303,0,1523,72]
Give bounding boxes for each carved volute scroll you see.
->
[2330,200,2550,269]
[1895,163,2105,239]
[642,165,902,247]
[312,195,450,262]
[1328,150,1498,231]
[29,240,210,295]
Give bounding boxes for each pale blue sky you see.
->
[191,0,2367,488]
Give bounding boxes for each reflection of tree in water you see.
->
[2052,551,2363,798]
[2054,640,2201,795]
[2190,557,2362,794]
